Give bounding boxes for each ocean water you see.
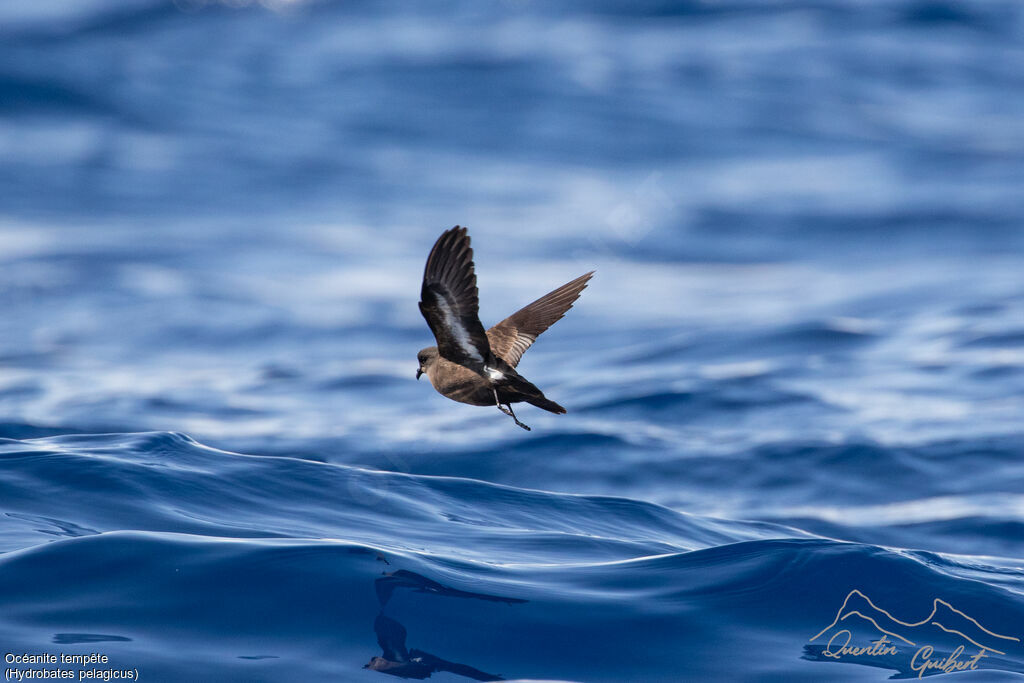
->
[2,1,1024,681]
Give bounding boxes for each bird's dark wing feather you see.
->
[419,227,493,371]
[486,271,594,367]
[374,614,410,663]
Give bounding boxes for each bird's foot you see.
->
[494,389,531,430]
[497,404,531,431]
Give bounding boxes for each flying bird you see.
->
[416,226,593,431]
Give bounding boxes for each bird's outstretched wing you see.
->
[486,271,594,368]
[419,227,493,371]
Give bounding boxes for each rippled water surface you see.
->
[2,1,1024,681]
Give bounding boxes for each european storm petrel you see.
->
[416,226,593,431]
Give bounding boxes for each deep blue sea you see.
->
[3,1,1024,681]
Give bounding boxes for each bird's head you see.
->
[416,346,438,380]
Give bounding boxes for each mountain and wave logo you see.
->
[805,589,1022,678]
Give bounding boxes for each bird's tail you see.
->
[526,395,566,414]
[498,364,567,414]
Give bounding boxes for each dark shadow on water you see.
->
[364,567,527,681]
[374,569,528,609]
[52,633,131,644]
[365,614,503,681]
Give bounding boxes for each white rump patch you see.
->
[438,297,483,363]
[485,366,505,381]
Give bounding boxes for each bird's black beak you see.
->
[416,368,422,380]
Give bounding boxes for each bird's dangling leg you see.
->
[493,389,531,431]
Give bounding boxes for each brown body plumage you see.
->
[416,226,593,430]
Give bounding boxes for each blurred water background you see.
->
[2,1,1024,681]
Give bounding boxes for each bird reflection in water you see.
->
[364,568,527,681]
